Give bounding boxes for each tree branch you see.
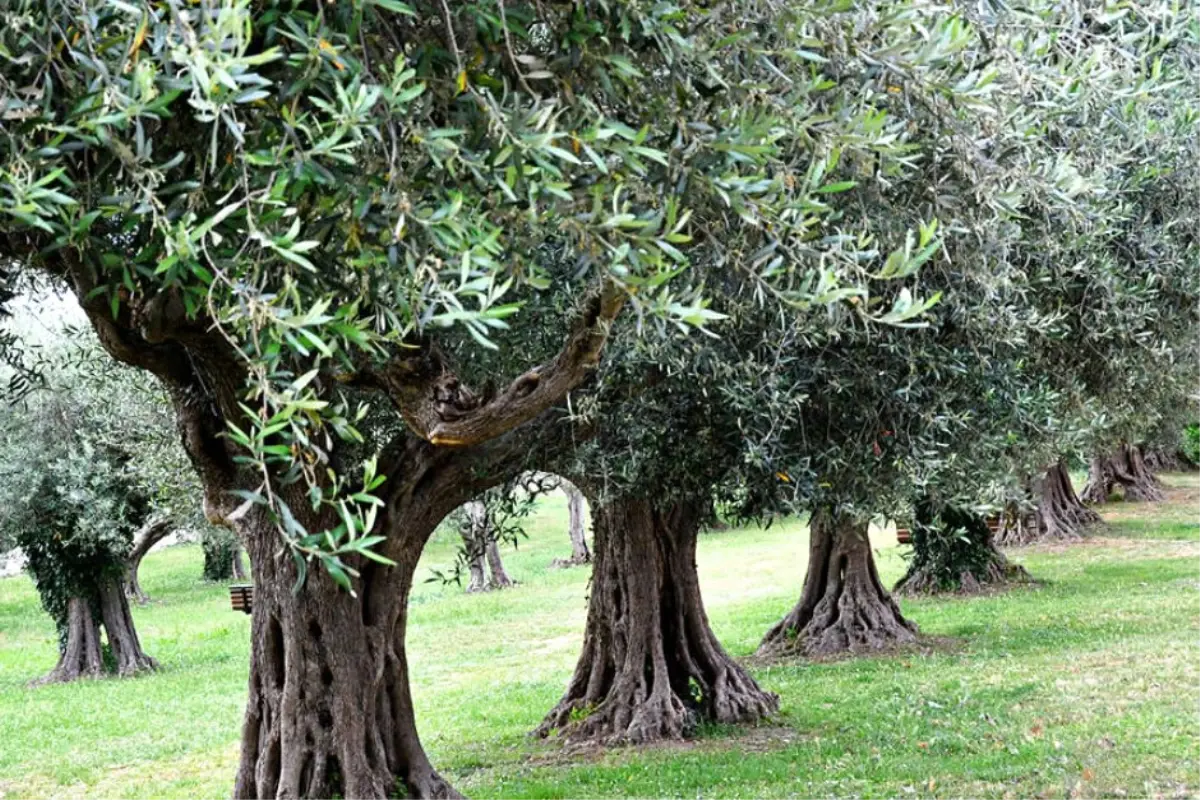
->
[361,279,625,448]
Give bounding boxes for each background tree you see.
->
[0,392,157,683]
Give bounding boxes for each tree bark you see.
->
[35,596,103,684]
[1114,444,1167,502]
[36,576,158,684]
[997,460,1101,545]
[758,508,917,658]
[894,501,1030,596]
[537,495,778,744]
[124,518,173,604]
[1080,445,1168,504]
[552,482,591,567]
[234,506,460,800]
[98,577,159,676]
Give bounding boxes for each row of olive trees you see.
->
[0,0,1194,797]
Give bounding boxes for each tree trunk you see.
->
[537,495,778,744]
[234,511,459,800]
[894,500,1030,596]
[98,577,159,676]
[459,500,512,592]
[997,460,1101,545]
[551,483,591,567]
[484,538,513,589]
[232,544,248,581]
[124,519,173,604]
[1079,454,1114,504]
[1114,444,1167,502]
[35,596,103,684]
[203,530,238,582]
[758,508,917,658]
[37,576,158,684]
[1080,445,1167,504]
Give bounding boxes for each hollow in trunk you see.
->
[758,508,917,657]
[537,495,778,744]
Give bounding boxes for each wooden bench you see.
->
[230,584,254,614]
[896,527,912,545]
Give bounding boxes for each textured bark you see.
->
[894,502,1030,596]
[72,272,606,798]
[234,510,458,800]
[552,482,591,567]
[38,577,158,684]
[538,495,778,744]
[758,509,917,657]
[35,596,103,684]
[1113,445,1167,502]
[98,577,159,676]
[124,519,172,604]
[996,461,1101,545]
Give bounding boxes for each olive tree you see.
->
[0,0,909,794]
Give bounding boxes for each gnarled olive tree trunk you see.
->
[758,508,917,657]
[234,505,457,800]
[538,494,777,744]
[552,481,591,567]
[1081,444,1168,503]
[997,460,1101,545]
[38,576,158,684]
[894,500,1029,596]
[124,518,173,604]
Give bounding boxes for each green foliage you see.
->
[201,529,239,583]
[904,500,996,592]
[1182,425,1200,467]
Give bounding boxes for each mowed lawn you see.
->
[1,476,1197,799]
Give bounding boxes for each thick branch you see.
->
[362,280,625,447]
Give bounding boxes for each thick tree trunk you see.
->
[894,501,1030,596]
[124,519,173,604]
[234,512,459,800]
[37,577,157,684]
[537,496,777,744]
[36,596,103,684]
[98,577,158,676]
[997,461,1101,545]
[758,508,917,657]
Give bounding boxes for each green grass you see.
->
[1,478,1197,799]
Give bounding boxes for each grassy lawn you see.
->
[1,475,1196,799]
